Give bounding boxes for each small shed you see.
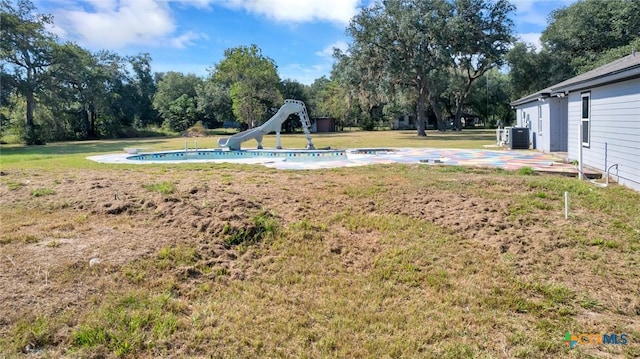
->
[313,117,336,133]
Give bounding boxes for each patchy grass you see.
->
[517,166,536,175]
[3,180,25,190]
[70,291,183,357]
[142,181,176,195]
[30,187,56,197]
[0,133,638,358]
[223,210,279,246]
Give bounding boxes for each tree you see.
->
[343,0,515,136]
[129,53,158,128]
[467,69,513,127]
[507,0,640,101]
[164,94,198,132]
[338,3,406,131]
[152,72,202,131]
[505,42,572,100]
[443,0,515,130]
[197,80,233,128]
[212,45,282,128]
[1,0,59,143]
[279,79,308,102]
[580,37,640,73]
[90,50,138,137]
[308,76,348,120]
[279,79,310,132]
[44,42,104,139]
[542,0,640,72]
[1,63,18,137]
[307,76,332,118]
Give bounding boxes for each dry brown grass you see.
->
[0,154,639,358]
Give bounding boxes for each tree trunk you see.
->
[453,83,473,131]
[90,110,97,139]
[23,68,41,144]
[429,94,445,131]
[454,103,464,131]
[23,88,41,144]
[26,90,35,129]
[416,86,427,137]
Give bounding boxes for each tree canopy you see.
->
[337,0,515,136]
[3,0,636,144]
[211,44,282,128]
[507,0,640,99]
[152,72,202,132]
[1,0,59,143]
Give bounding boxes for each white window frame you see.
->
[581,92,590,148]
[538,104,543,135]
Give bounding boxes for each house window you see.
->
[538,105,542,135]
[581,92,590,147]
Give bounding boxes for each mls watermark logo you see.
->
[564,332,629,348]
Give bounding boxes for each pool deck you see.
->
[87,148,600,177]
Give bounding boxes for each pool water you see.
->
[127,149,351,162]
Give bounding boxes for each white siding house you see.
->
[512,88,568,152]
[512,53,640,191]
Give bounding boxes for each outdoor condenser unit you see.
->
[509,127,530,149]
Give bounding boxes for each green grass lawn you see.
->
[1,130,638,358]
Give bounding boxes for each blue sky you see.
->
[37,0,577,85]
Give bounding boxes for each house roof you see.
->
[511,52,640,106]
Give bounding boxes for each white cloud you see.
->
[315,41,348,58]
[48,0,362,51]
[279,63,328,85]
[513,0,549,27]
[281,40,348,84]
[170,0,212,9]
[50,0,202,49]
[517,32,542,51]
[170,31,207,49]
[209,0,361,24]
[85,0,118,12]
[54,0,175,48]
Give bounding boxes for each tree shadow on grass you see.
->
[0,138,169,156]
[398,130,496,142]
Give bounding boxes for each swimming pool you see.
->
[123,148,404,164]
[127,149,349,162]
[87,147,574,173]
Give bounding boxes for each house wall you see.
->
[393,114,412,130]
[567,78,640,191]
[515,98,568,152]
[516,102,545,150]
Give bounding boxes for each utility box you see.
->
[509,127,530,149]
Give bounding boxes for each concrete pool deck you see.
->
[87,148,598,176]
